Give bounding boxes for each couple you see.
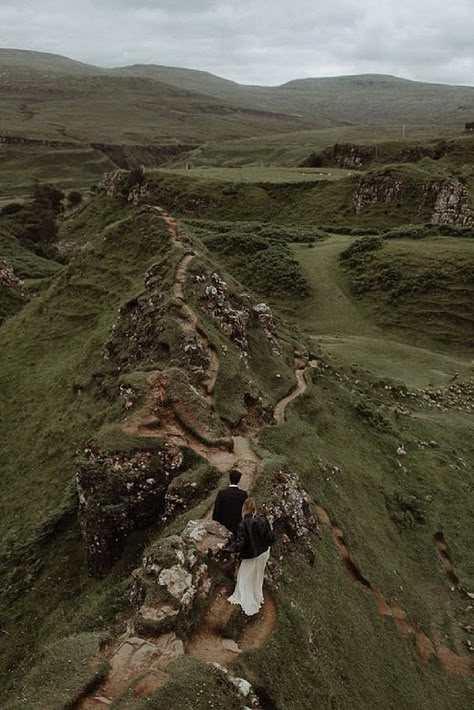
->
[212,468,274,616]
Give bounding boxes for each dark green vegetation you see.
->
[188,219,319,298]
[1,95,474,707]
[340,235,474,350]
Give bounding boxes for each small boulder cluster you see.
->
[201,271,281,360]
[204,272,251,357]
[386,379,474,414]
[131,520,232,637]
[253,302,281,355]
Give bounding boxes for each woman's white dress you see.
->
[228,548,270,616]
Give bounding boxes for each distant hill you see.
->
[1,49,474,143]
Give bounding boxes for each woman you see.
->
[227,497,274,616]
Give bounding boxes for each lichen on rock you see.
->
[131,520,232,637]
[262,464,318,564]
[75,443,184,576]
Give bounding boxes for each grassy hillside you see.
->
[139,163,474,229]
[1,50,474,146]
[0,144,117,204]
[1,170,473,708]
[339,235,474,351]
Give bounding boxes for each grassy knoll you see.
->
[174,125,459,168]
[145,161,473,229]
[340,236,474,352]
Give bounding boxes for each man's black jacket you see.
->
[212,486,248,536]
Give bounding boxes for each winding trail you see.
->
[80,210,473,708]
[75,207,316,708]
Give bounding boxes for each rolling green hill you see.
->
[1,49,474,147]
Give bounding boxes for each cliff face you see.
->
[353,173,404,213]
[353,172,474,225]
[423,178,474,226]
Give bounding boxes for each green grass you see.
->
[173,125,461,169]
[0,145,117,204]
[144,160,473,229]
[0,201,175,698]
[154,165,352,182]
[2,174,474,709]
[249,368,474,709]
[2,632,106,710]
[340,236,474,352]
[290,236,474,384]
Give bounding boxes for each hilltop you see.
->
[1,49,474,145]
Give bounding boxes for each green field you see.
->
[0,145,116,204]
[155,165,353,182]
[291,237,474,386]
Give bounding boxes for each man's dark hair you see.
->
[229,469,242,485]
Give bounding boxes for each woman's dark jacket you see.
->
[233,514,274,559]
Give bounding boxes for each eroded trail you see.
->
[82,207,316,708]
[316,505,474,677]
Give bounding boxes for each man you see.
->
[212,469,248,537]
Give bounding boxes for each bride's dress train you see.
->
[228,548,270,616]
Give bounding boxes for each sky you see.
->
[0,0,473,86]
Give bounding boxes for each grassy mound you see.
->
[340,235,474,350]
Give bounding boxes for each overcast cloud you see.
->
[0,0,473,86]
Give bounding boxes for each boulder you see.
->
[132,520,232,637]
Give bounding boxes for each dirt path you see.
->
[315,505,474,677]
[78,207,319,707]
[186,586,278,665]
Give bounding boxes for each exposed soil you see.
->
[434,531,460,587]
[316,505,474,677]
[78,207,316,707]
[186,585,278,665]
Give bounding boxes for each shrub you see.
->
[67,190,83,208]
[32,181,64,213]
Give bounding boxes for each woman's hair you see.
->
[242,497,257,516]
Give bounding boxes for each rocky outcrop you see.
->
[131,520,232,637]
[353,173,403,213]
[210,663,265,708]
[307,143,376,169]
[422,178,474,226]
[100,169,149,205]
[75,444,184,576]
[163,466,221,521]
[0,260,28,298]
[199,271,281,360]
[262,465,318,565]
